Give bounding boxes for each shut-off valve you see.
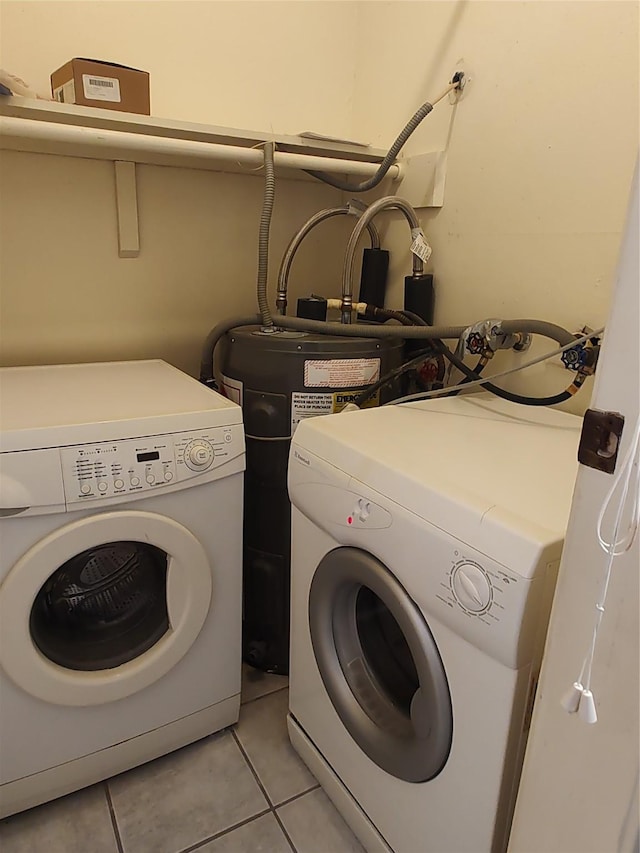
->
[561,331,601,374]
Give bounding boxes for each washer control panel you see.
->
[60,426,238,503]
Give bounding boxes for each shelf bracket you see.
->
[395,151,447,209]
[114,160,139,258]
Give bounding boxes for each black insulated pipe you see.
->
[405,274,435,325]
[358,248,390,309]
[297,296,328,322]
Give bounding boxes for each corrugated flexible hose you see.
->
[257,141,276,328]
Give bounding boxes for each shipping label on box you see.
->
[82,73,121,102]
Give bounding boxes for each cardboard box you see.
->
[51,58,150,114]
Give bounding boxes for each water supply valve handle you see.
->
[418,358,440,383]
[561,342,588,370]
[561,328,601,372]
[466,332,486,355]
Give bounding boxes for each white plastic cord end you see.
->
[561,682,598,722]
[578,690,598,724]
[561,682,584,714]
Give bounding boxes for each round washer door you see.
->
[0,511,212,706]
[309,547,453,783]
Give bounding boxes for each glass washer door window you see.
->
[0,511,212,707]
[30,540,170,671]
[309,547,453,783]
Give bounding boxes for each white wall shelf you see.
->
[0,96,394,179]
[0,97,445,257]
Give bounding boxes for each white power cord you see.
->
[562,413,640,724]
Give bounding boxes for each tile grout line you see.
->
[229,725,318,853]
[172,688,316,853]
[272,784,323,853]
[240,683,289,707]
[103,782,124,853]
[164,722,281,853]
[274,782,321,810]
[272,808,298,853]
[177,808,272,853]
[230,727,274,808]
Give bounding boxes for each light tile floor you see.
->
[0,667,364,853]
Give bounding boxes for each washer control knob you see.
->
[164,470,174,481]
[185,440,215,471]
[114,479,124,490]
[130,476,141,487]
[98,481,108,493]
[80,483,91,495]
[146,474,155,485]
[452,563,492,613]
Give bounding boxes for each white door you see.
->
[509,160,639,851]
[0,510,212,706]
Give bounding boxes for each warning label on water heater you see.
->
[291,389,380,434]
[304,358,380,388]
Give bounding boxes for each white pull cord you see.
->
[562,414,640,724]
[597,417,640,555]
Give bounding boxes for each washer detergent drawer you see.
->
[0,448,65,516]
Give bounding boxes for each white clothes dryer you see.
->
[287,394,581,853]
[0,360,245,817]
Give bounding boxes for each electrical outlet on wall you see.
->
[449,60,473,104]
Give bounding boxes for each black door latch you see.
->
[577,409,625,474]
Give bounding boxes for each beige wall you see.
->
[0,1,357,375]
[0,1,638,405]
[0,150,346,374]
[352,0,639,412]
[0,0,358,135]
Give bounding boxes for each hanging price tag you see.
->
[410,233,432,262]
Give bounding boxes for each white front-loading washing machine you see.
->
[287,394,582,853]
[0,360,245,818]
